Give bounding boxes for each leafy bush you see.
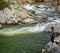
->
[0,0,10,10]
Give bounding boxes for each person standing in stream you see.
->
[50,27,56,43]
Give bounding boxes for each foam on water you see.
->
[0,20,60,35]
[0,3,60,35]
[23,4,34,10]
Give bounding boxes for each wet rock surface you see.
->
[42,36,60,53]
[0,0,60,24]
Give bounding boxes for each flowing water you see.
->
[0,3,60,53]
[0,23,60,53]
[0,25,50,53]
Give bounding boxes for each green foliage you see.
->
[0,0,10,10]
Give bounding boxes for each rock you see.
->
[56,5,60,12]
[0,10,7,23]
[0,24,2,28]
[23,18,37,24]
[45,42,53,52]
[54,37,60,43]
[42,49,47,53]
[44,35,60,53]
[37,15,48,22]
[16,17,24,23]
[0,8,17,24]
[45,42,60,53]
[16,0,35,4]
[50,45,60,53]
[44,0,53,2]
[0,0,33,24]
[0,0,59,25]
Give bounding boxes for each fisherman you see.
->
[50,27,56,43]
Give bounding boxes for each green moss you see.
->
[0,0,10,10]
